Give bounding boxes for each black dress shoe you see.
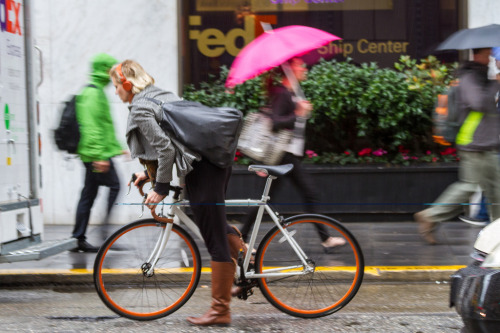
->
[71,240,99,253]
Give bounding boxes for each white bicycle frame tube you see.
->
[143,176,313,278]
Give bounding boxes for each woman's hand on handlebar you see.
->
[145,190,167,210]
[128,171,148,187]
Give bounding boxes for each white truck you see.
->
[0,0,75,263]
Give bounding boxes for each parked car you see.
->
[450,220,500,333]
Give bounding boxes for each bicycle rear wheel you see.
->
[255,214,364,318]
[94,219,201,320]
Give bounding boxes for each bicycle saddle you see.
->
[248,164,294,177]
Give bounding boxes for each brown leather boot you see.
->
[414,211,438,245]
[187,261,235,326]
[227,227,246,261]
[227,227,254,297]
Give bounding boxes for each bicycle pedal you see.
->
[237,287,254,300]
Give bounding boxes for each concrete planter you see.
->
[226,164,459,221]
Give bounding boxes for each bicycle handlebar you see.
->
[129,173,184,224]
[150,208,172,224]
[130,173,150,196]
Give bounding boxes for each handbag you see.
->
[147,98,243,168]
[237,109,292,165]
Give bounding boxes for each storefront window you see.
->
[182,0,460,85]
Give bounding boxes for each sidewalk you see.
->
[0,220,481,285]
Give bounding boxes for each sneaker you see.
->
[71,240,99,253]
[321,237,346,248]
[458,215,489,227]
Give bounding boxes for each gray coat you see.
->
[126,85,201,186]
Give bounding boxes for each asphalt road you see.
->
[0,281,463,332]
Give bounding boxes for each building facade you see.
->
[32,0,500,225]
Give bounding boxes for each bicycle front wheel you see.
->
[93,219,201,320]
[255,214,364,318]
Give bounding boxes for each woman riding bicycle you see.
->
[109,59,243,326]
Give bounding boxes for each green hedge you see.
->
[183,56,458,165]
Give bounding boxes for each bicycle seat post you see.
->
[261,175,276,203]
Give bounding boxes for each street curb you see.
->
[362,265,463,282]
[0,266,464,286]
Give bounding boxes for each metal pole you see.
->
[23,0,39,199]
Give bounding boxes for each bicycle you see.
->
[93,163,364,321]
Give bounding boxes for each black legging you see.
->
[185,159,237,262]
[240,153,330,242]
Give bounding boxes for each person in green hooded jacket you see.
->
[72,53,124,252]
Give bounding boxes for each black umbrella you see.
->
[436,24,500,51]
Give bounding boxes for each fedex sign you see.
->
[189,15,277,57]
[1,0,22,35]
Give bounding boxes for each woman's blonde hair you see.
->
[110,59,154,94]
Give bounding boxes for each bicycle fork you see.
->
[143,222,173,277]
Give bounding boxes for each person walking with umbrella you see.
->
[225,25,346,256]
[415,47,500,244]
[237,57,346,249]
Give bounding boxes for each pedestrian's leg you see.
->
[478,151,500,221]
[97,159,121,239]
[283,154,333,242]
[476,195,490,221]
[239,207,258,243]
[103,160,121,220]
[415,150,481,244]
[73,163,99,241]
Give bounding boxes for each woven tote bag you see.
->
[237,111,292,165]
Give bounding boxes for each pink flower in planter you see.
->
[305,150,318,158]
[398,145,409,154]
[432,157,438,162]
[426,150,431,155]
[411,156,418,160]
[440,147,457,156]
[344,151,351,155]
[372,148,387,156]
[234,150,242,162]
[358,148,372,156]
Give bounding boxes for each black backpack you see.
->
[54,84,96,154]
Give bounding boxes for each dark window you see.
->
[181,0,461,86]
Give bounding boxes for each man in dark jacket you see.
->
[72,53,124,252]
[415,48,500,245]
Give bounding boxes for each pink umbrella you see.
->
[225,25,341,88]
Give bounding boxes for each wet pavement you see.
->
[0,219,482,284]
[0,283,462,332]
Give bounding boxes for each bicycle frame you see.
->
[145,175,314,279]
